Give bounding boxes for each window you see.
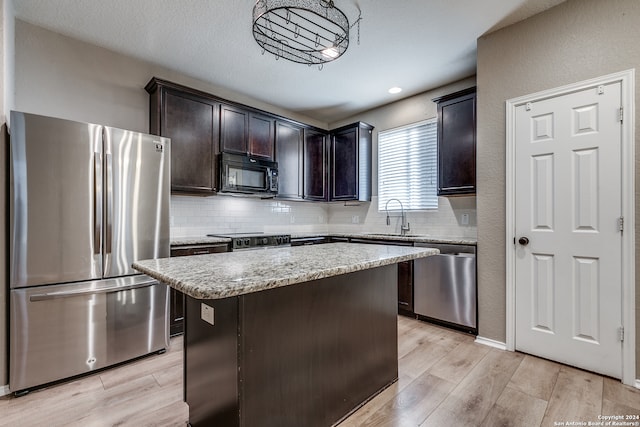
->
[378,118,438,211]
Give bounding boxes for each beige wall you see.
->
[329,76,477,239]
[476,0,640,373]
[14,20,326,132]
[0,0,14,391]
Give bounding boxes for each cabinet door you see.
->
[249,113,275,160]
[331,127,358,200]
[397,260,414,314]
[304,129,328,201]
[275,121,304,200]
[437,91,476,195]
[221,104,249,154]
[162,91,218,193]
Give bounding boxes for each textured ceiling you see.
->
[13,0,565,124]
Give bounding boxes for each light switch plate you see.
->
[461,213,469,225]
[201,303,215,326]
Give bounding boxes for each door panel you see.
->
[103,127,170,278]
[514,82,622,378]
[10,112,103,288]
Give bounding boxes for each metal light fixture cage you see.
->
[253,0,352,65]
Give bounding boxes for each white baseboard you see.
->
[475,336,507,351]
[634,379,640,390]
[0,384,10,397]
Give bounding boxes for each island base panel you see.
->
[185,296,239,427]
[185,264,398,427]
[239,265,398,427]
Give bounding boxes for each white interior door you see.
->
[514,81,623,378]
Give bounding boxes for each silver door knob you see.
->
[518,237,529,246]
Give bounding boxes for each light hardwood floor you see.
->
[1,316,639,426]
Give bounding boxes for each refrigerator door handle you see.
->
[105,152,113,256]
[93,152,102,255]
[28,279,158,301]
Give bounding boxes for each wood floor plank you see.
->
[99,342,181,390]
[120,400,189,427]
[397,321,468,359]
[65,374,183,427]
[358,373,456,427]
[508,354,561,401]
[603,377,640,411]
[398,341,453,380]
[480,386,548,427]
[0,374,105,425]
[428,340,490,385]
[602,399,640,418]
[339,373,414,427]
[540,366,603,426]
[420,349,524,427]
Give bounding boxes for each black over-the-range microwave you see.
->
[219,152,279,196]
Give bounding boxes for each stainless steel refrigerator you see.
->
[9,111,171,393]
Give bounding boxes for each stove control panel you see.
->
[231,234,290,251]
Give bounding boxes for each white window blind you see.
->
[378,118,438,211]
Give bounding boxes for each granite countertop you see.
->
[289,232,477,246]
[171,233,476,246]
[134,243,439,300]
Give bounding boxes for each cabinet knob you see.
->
[518,237,529,246]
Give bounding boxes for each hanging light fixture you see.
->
[252,0,361,67]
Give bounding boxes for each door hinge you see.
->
[619,107,624,123]
[618,326,624,342]
[618,216,624,232]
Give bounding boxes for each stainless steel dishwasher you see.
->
[413,243,477,333]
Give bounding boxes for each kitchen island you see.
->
[133,243,439,427]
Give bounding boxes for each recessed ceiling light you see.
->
[388,87,402,94]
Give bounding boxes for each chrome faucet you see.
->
[385,198,410,235]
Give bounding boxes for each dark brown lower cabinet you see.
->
[397,260,414,315]
[169,243,230,336]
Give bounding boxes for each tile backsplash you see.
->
[327,196,477,238]
[170,195,330,238]
[171,195,477,240]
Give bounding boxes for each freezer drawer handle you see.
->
[29,280,158,301]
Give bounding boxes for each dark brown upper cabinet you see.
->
[146,78,220,194]
[329,122,373,201]
[433,87,476,196]
[220,104,275,160]
[275,121,304,200]
[304,128,329,201]
[220,104,249,155]
[249,113,275,160]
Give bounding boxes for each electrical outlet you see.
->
[352,215,360,224]
[201,303,215,326]
[461,213,470,225]
[290,215,296,224]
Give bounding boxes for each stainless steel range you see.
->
[207,232,291,251]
